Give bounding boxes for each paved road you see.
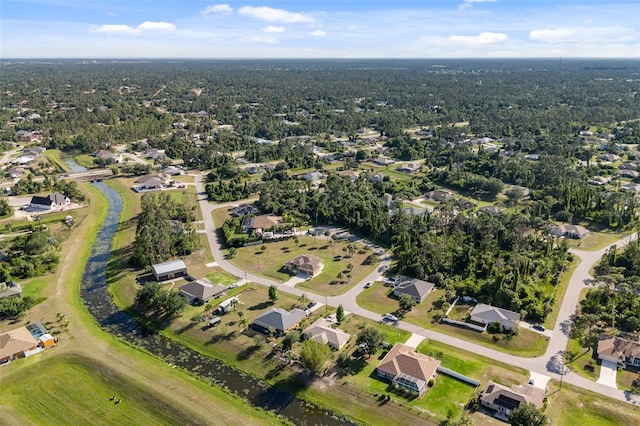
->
[194,172,640,405]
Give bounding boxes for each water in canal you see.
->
[79,182,352,425]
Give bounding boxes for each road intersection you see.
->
[193,172,640,405]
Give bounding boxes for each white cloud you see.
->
[238,6,314,23]
[459,0,497,10]
[138,21,176,31]
[248,35,279,44]
[95,21,176,35]
[200,4,233,15]
[108,12,116,17]
[529,28,576,44]
[96,24,141,35]
[309,30,326,37]
[263,26,285,33]
[449,32,509,45]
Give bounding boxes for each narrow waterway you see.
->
[79,182,352,426]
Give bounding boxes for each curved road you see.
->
[194,173,640,406]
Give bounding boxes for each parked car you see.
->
[307,301,317,309]
[532,324,546,332]
[364,281,373,289]
[382,313,399,323]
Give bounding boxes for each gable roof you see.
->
[481,381,545,410]
[0,326,38,360]
[394,277,435,302]
[302,318,351,349]
[377,343,440,383]
[179,278,227,302]
[252,307,306,332]
[598,335,640,362]
[471,303,520,328]
[30,192,68,206]
[151,259,187,276]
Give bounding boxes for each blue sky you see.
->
[2,0,639,58]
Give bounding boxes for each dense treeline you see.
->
[572,237,640,343]
[1,59,638,162]
[132,193,199,267]
[257,174,569,321]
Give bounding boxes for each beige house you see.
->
[480,381,545,421]
[376,343,441,397]
[0,326,40,364]
[302,318,350,350]
[598,335,640,369]
[284,254,323,277]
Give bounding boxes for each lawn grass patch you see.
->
[42,149,72,173]
[1,355,206,426]
[230,236,377,296]
[545,381,640,426]
[205,268,238,285]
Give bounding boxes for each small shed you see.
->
[151,259,187,282]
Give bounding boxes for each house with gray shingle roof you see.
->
[470,303,520,331]
[393,277,435,303]
[251,308,306,335]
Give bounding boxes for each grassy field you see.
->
[229,235,377,296]
[42,149,72,173]
[545,381,640,426]
[564,226,633,251]
[357,282,548,357]
[0,180,285,426]
[1,355,207,426]
[543,257,579,329]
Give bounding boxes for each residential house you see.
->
[598,153,621,162]
[338,170,360,181]
[524,154,540,161]
[12,155,35,165]
[0,281,22,299]
[373,157,395,166]
[151,259,187,282]
[367,172,384,183]
[620,183,640,193]
[16,130,40,142]
[617,169,639,179]
[241,214,282,233]
[302,171,327,183]
[470,303,520,331]
[251,307,306,335]
[6,167,26,179]
[376,343,441,397]
[233,204,260,217]
[23,146,46,156]
[396,163,421,173]
[480,381,545,421]
[393,277,435,303]
[135,173,171,190]
[142,148,167,160]
[162,166,184,176]
[587,176,609,186]
[478,205,503,215]
[425,190,453,202]
[549,224,590,239]
[380,193,394,208]
[619,162,639,171]
[0,326,40,364]
[29,192,70,211]
[598,335,640,369]
[93,150,121,163]
[401,206,427,216]
[178,278,227,305]
[284,254,323,277]
[302,318,351,350]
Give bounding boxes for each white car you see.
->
[382,313,399,323]
[364,281,373,289]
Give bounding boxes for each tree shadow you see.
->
[237,344,261,360]
[248,301,272,311]
[175,321,196,335]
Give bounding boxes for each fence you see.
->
[441,318,486,332]
[437,366,481,387]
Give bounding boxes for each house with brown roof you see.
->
[178,278,227,305]
[0,326,40,364]
[425,189,453,202]
[241,214,282,233]
[480,381,545,421]
[302,318,351,350]
[338,170,360,181]
[376,343,441,397]
[284,254,323,277]
[598,335,640,369]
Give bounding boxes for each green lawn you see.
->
[42,149,72,173]
[206,268,238,285]
[358,283,548,357]
[229,236,377,296]
[1,355,207,426]
[545,381,640,426]
[564,228,633,251]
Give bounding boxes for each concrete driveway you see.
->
[596,360,618,388]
